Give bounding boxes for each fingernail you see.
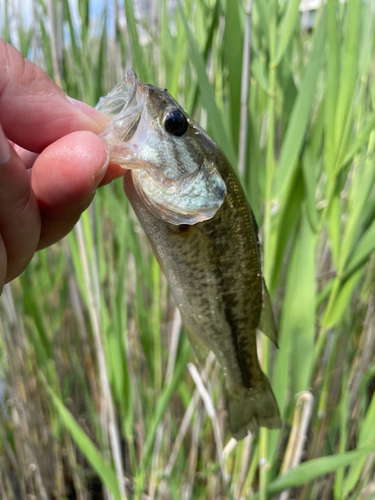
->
[66,94,111,125]
[66,95,85,110]
[66,94,96,118]
[94,139,110,184]
[0,124,11,164]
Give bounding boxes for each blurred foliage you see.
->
[1,0,375,499]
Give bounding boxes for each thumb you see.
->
[31,131,109,249]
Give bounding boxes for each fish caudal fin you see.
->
[226,375,281,440]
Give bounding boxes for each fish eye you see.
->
[163,110,188,137]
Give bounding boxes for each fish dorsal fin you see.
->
[258,283,278,347]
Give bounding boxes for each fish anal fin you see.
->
[259,282,278,347]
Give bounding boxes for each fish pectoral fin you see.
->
[258,282,278,347]
[184,324,210,366]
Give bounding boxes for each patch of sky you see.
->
[0,0,180,64]
[0,0,119,52]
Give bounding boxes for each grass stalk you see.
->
[46,0,62,87]
[238,0,253,178]
[2,1,375,498]
[279,392,314,500]
[187,362,229,485]
[259,0,278,497]
[75,220,127,500]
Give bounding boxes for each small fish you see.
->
[97,70,281,440]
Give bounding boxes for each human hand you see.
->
[0,39,124,293]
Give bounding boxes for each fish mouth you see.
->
[96,69,149,166]
[96,68,139,117]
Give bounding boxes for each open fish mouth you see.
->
[96,69,227,225]
[96,69,139,118]
[96,69,148,165]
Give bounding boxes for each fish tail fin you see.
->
[226,375,281,440]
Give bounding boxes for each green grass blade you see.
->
[253,0,269,47]
[322,268,363,328]
[185,0,220,115]
[37,10,54,77]
[333,0,361,162]
[341,115,375,170]
[272,19,325,201]
[346,219,375,277]
[267,445,375,494]
[358,0,375,79]
[78,0,89,40]
[178,2,237,167]
[3,0,375,497]
[325,0,340,176]
[273,0,300,66]
[1,0,11,42]
[275,209,315,397]
[302,150,320,232]
[94,9,107,103]
[63,0,80,67]
[290,210,316,393]
[42,376,121,500]
[123,0,147,81]
[334,369,350,499]
[251,57,269,93]
[269,168,305,292]
[224,0,243,150]
[344,392,375,495]
[327,185,341,267]
[140,339,191,469]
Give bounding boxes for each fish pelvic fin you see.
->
[259,282,278,347]
[226,375,281,441]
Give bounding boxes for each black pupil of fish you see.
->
[164,111,188,137]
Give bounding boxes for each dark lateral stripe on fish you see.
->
[223,303,254,390]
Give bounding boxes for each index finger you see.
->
[0,39,111,153]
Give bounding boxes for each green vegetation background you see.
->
[1,0,375,498]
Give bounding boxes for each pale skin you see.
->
[0,39,125,293]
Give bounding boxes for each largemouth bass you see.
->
[97,70,281,440]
